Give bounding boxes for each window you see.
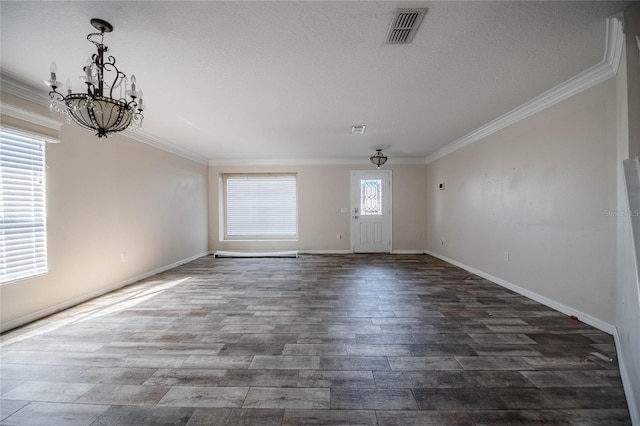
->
[223,174,297,240]
[360,179,383,215]
[0,128,48,284]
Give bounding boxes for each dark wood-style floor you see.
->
[0,254,631,425]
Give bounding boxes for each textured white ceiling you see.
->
[0,1,631,162]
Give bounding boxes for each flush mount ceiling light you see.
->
[370,149,388,169]
[45,19,144,139]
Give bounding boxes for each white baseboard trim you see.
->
[212,249,411,255]
[613,328,640,425]
[210,250,352,255]
[294,250,426,255]
[424,250,615,335]
[0,251,209,333]
[214,250,298,258]
[298,250,353,255]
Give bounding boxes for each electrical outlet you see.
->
[503,251,509,261]
[337,234,342,239]
[121,252,127,262]
[440,238,445,245]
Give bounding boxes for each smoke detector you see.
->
[386,8,428,44]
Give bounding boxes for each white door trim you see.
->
[350,169,393,253]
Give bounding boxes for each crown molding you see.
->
[604,13,625,76]
[0,72,50,107]
[425,16,625,164]
[0,72,209,165]
[121,129,209,165]
[208,156,426,167]
[3,15,623,168]
[1,102,63,131]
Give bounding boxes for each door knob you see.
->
[353,215,359,219]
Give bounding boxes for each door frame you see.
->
[350,169,393,253]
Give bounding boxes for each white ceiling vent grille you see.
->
[351,125,366,134]
[386,8,427,44]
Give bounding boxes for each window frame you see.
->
[221,173,298,241]
[0,126,49,285]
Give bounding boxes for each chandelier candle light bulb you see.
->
[84,58,93,81]
[130,74,136,94]
[45,18,144,139]
[46,61,61,90]
[49,62,57,82]
[121,76,127,99]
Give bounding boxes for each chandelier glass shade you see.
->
[370,149,388,168]
[46,19,144,139]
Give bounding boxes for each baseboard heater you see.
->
[213,250,299,258]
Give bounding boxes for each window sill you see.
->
[1,271,48,286]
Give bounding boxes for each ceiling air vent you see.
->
[386,8,427,44]
[351,125,366,135]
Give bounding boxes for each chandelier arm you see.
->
[86,32,105,51]
[102,57,124,99]
[133,111,144,122]
[49,90,64,101]
[84,52,97,96]
[127,99,140,110]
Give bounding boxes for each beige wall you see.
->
[625,4,640,159]
[1,94,209,329]
[618,21,640,420]
[426,79,618,325]
[209,164,427,252]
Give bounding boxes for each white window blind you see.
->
[0,128,48,284]
[224,174,297,239]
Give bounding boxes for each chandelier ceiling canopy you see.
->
[45,19,144,139]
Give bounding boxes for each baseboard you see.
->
[300,250,427,255]
[298,250,352,255]
[613,328,640,425]
[424,250,615,335]
[209,249,427,255]
[214,250,298,258]
[0,251,209,333]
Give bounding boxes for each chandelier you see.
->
[370,149,388,168]
[45,19,144,139]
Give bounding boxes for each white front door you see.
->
[351,170,392,253]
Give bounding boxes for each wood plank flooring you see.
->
[0,254,631,425]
